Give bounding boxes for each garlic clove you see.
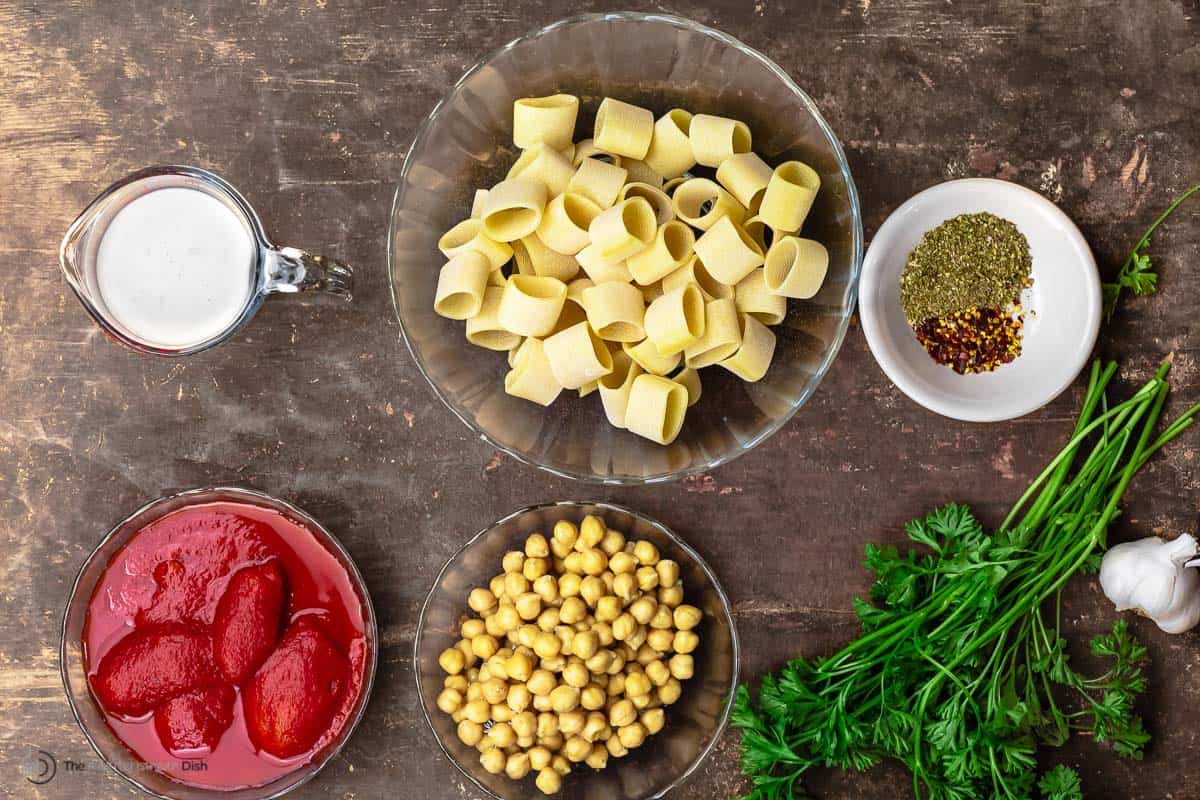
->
[1099,533,1200,634]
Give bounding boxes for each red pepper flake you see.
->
[914,306,1023,374]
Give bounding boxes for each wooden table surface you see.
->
[2,1,1199,798]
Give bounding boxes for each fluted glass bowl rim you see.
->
[59,486,379,800]
[388,10,864,485]
[413,501,740,800]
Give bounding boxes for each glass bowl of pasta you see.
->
[389,11,862,483]
[414,502,739,800]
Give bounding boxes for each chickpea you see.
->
[551,754,571,775]
[533,574,559,603]
[646,629,674,653]
[606,735,628,758]
[562,660,590,689]
[479,676,505,705]
[550,537,572,559]
[641,707,666,735]
[540,730,564,751]
[436,687,463,714]
[559,572,582,598]
[559,596,587,624]
[489,574,507,600]
[593,621,614,646]
[508,683,532,712]
[492,702,515,723]
[466,681,484,702]
[528,745,552,771]
[658,584,684,608]
[658,677,682,705]
[572,630,599,660]
[625,671,653,698]
[674,629,700,655]
[457,719,483,747]
[631,692,653,710]
[674,604,702,631]
[525,533,550,558]
[532,631,561,660]
[612,573,638,603]
[535,767,562,795]
[635,643,659,666]
[471,634,499,660]
[649,604,673,630]
[609,551,637,575]
[464,698,491,724]
[585,743,609,770]
[517,624,540,649]
[580,684,606,711]
[580,710,608,740]
[579,516,606,549]
[609,698,637,727]
[444,673,468,693]
[497,604,523,633]
[636,565,660,591]
[585,649,615,674]
[550,684,581,713]
[625,624,647,651]
[515,592,543,621]
[511,709,537,739]
[502,751,531,780]
[600,528,626,556]
[612,613,636,642]
[580,548,608,576]
[576,576,603,607]
[558,708,585,736]
[504,571,529,599]
[480,746,506,774]
[607,672,626,697]
[527,668,557,696]
[523,557,549,581]
[618,721,647,749]
[438,647,466,675]
[645,659,671,687]
[502,550,526,574]
[461,618,486,639]
[607,651,627,676]
[629,596,657,625]
[631,540,658,565]
[540,654,566,673]
[564,735,591,762]
[655,558,680,587]
[469,587,497,614]
[553,519,579,547]
[536,711,559,738]
[488,721,516,748]
[555,626,575,654]
[669,653,695,680]
[536,606,560,633]
[532,693,552,712]
[600,571,615,594]
[562,552,583,574]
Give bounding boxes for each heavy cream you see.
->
[95,187,255,349]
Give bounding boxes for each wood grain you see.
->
[1,1,1198,798]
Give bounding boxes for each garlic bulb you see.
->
[1099,534,1200,633]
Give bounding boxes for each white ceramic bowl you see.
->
[860,178,1100,422]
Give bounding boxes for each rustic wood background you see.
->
[2,1,1198,798]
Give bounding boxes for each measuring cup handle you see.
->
[264,246,353,299]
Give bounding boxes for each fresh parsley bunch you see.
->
[734,361,1200,800]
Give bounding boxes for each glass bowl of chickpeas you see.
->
[414,502,738,799]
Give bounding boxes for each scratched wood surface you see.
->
[2,1,1199,798]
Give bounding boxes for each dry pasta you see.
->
[504,337,564,406]
[734,268,787,326]
[593,98,654,160]
[544,321,614,389]
[568,157,629,209]
[764,236,828,299]
[671,178,746,231]
[624,374,688,445]
[434,94,831,446]
[588,197,656,261]
[758,160,820,234]
[598,350,642,428]
[626,220,695,285]
[684,297,742,368]
[716,152,773,211]
[644,283,706,356]
[689,113,752,167]
[719,313,777,382]
[508,143,576,196]
[437,218,513,270]
[536,192,602,255]
[693,215,765,286]
[642,109,695,179]
[434,250,492,320]
[498,275,568,337]
[481,178,548,242]
[582,281,646,342]
[466,286,523,351]
[513,94,579,150]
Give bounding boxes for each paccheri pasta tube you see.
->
[431,94,830,446]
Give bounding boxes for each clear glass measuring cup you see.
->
[60,165,353,356]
